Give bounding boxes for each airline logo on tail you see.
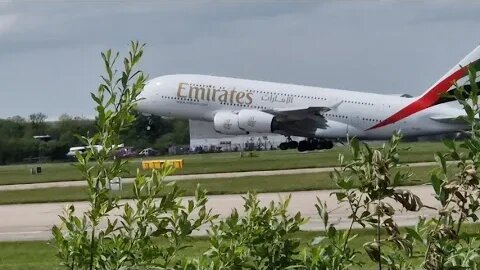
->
[368,45,480,130]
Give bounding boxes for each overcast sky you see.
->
[0,0,479,119]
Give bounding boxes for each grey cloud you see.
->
[409,1,480,24]
[0,1,320,53]
[0,1,479,118]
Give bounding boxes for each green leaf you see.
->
[333,191,347,201]
[434,152,447,175]
[350,138,360,158]
[327,225,336,239]
[465,103,475,120]
[405,227,423,244]
[188,200,194,213]
[430,173,442,196]
[468,64,479,105]
[443,139,456,151]
[311,236,325,246]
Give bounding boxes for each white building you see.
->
[189,120,302,152]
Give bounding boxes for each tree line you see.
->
[0,112,189,164]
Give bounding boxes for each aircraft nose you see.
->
[136,81,155,115]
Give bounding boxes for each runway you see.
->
[0,185,440,241]
[0,161,440,191]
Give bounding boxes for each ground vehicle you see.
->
[138,148,159,156]
[114,147,137,159]
[66,145,103,158]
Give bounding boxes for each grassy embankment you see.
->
[0,231,397,270]
[3,224,480,270]
[0,141,446,186]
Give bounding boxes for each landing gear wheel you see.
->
[296,138,334,151]
[307,140,316,151]
[316,140,326,150]
[288,140,298,149]
[324,141,334,149]
[316,140,334,150]
[280,136,299,150]
[279,142,288,150]
[298,140,308,152]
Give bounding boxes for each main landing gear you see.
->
[279,137,334,152]
[278,137,298,150]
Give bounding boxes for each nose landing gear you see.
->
[279,137,334,152]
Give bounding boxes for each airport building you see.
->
[189,120,302,152]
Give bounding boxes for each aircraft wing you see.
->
[264,106,331,136]
[265,106,330,121]
[266,100,342,120]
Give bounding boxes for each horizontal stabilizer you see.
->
[430,115,465,123]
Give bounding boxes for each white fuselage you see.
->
[138,74,467,140]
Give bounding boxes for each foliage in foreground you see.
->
[297,65,480,270]
[417,66,480,270]
[53,42,480,270]
[183,193,307,269]
[52,42,215,270]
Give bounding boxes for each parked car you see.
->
[114,147,137,159]
[138,148,159,157]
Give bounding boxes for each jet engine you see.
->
[238,110,276,133]
[213,111,247,135]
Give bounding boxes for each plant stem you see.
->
[377,196,382,270]
[343,192,363,253]
[89,225,96,270]
[455,190,468,242]
[376,172,382,270]
[89,160,102,270]
[423,190,456,266]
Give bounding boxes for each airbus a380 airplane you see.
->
[137,45,480,152]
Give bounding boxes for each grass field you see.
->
[0,141,448,186]
[0,231,388,270]
[3,224,480,270]
[0,165,443,205]
[0,231,371,270]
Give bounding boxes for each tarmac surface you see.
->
[0,185,440,241]
[0,161,440,191]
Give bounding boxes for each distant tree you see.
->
[172,119,189,145]
[119,112,189,150]
[58,113,73,122]
[29,112,47,126]
[0,108,189,163]
[29,112,47,134]
[7,115,26,123]
[0,118,25,138]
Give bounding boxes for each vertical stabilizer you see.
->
[419,44,480,102]
[368,45,480,130]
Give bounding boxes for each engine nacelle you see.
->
[213,111,247,135]
[238,110,276,133]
